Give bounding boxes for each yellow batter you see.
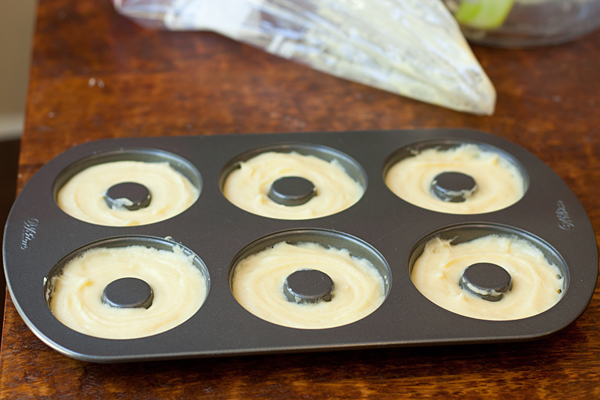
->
[49,245,207,339]
[411,235,564,321]
[385,144,525,214]
[232,241,386,329]
[223,152,364,220]
[57,161,199,226]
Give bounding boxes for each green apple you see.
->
[454,0,515,29]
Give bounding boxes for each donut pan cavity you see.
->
[3,129,597,363]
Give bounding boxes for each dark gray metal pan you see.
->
[3,129,597,363]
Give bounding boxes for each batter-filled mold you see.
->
[45,236,210,340]
[229,229,391,329]
[383,140,528,214]
[53,148,201,226]
[409,224,567,321]
[220,143,367,220]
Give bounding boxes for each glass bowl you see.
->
[443,0,600,47]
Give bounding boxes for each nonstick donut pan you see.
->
[3,129,598,363]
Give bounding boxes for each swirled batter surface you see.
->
[385,144,525,214]
[411,235,564,321]
[57,161,199,226]
[49,245,207,339]
[223,152,364,220]
[232,242,386,329]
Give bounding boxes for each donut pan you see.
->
[3,129,598,363]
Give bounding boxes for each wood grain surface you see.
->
[1,0,599,398]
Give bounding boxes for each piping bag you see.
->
[114,0,496,115]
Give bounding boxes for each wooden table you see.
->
[2,0,599,398]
